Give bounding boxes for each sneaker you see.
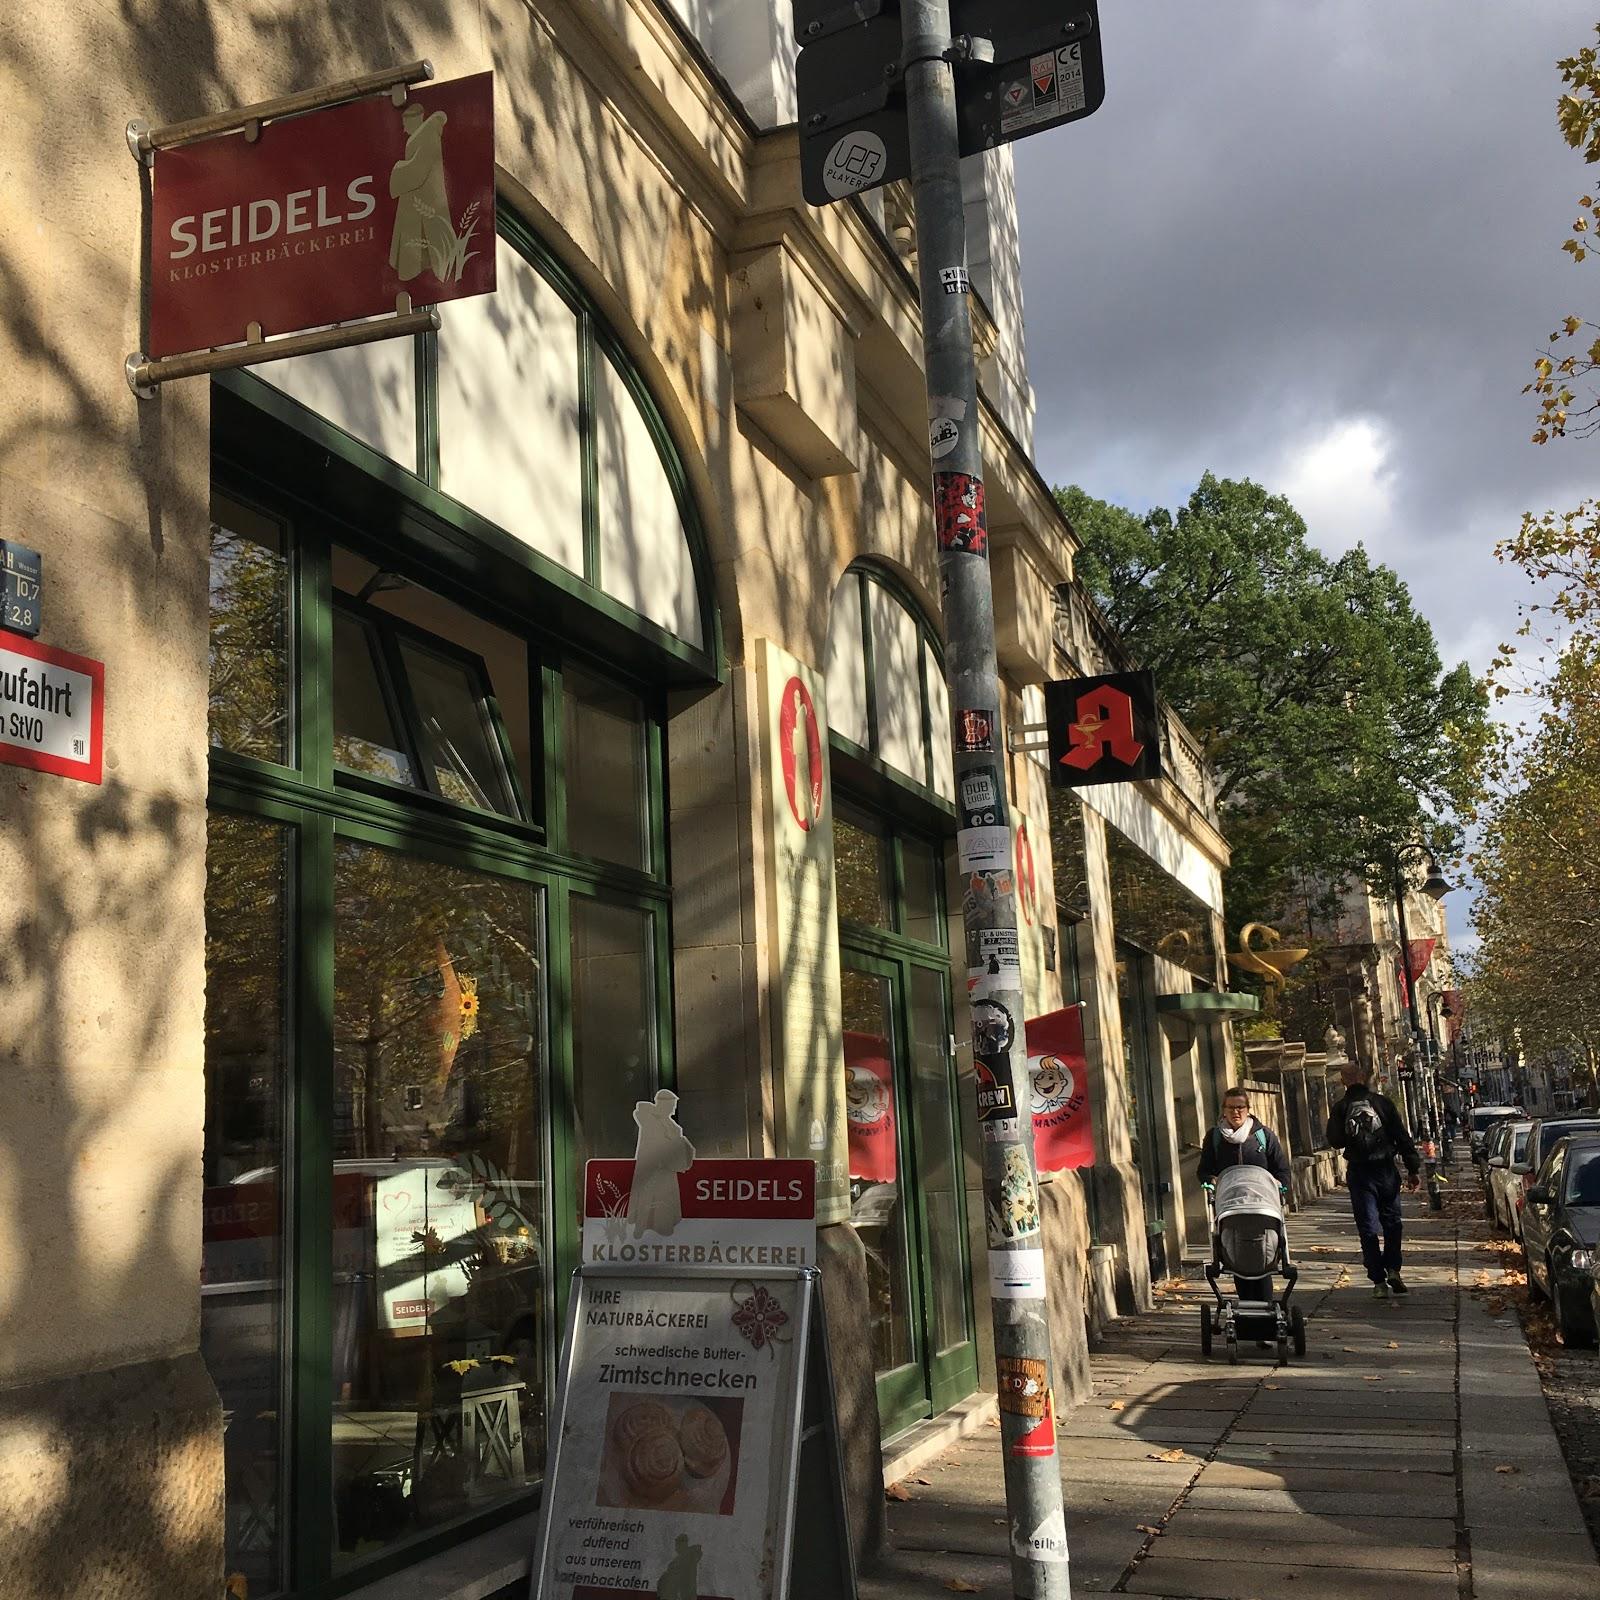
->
[1387,1274,1410,1296]
[1371,1281,1390,1299]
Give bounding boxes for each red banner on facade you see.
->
[1406,937,1437,983]
[1025,1005,1095,1171]
[843,1030,897,1183]
[149,72,496,358]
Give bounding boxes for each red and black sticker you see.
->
[934,471,988,555]
[956,707,996,752]
[975,1051,1017,1121]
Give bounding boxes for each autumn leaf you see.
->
[885,1482,912,1501]
[1495,1464,1521,1475]
[1108,1399,1127,1411]
[1264,1382,1281,1390]
[1386,1340,1400,1349]
[1136,1523,1164,1536]
[944,1581,981,1594]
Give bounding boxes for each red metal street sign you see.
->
[149,71,495,359]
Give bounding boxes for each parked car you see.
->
[1470,1105,1523,1163]
[1522,1132,1600,1349]
[1489,1121,1535,1235]
[1479,1119,1518,1221]
[1512,1118,1600,1238]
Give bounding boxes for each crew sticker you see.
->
[975,1050,1017,1122]
[930,414,960,460]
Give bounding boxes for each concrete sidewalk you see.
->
[860,1186,1600,1598]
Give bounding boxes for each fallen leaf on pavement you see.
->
[1386,1340,1400,1349]
[1362,1375,1380,1382]
[1495,1465,1521,1474]
[1342,1347,1360,1353]
[944,1581,981,1594]
[991,1518,1006,1526]
[914,1476,933,1485]
[1147,1448,1188,1462]
[1264,1383,1281,1390]
[885,1482,912,1501]
[1108,1399,1127,1410]
[1136,1524,1163,1536]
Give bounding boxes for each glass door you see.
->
[841,951,976,1439]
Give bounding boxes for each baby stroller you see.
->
[1200,1164,1305,1363]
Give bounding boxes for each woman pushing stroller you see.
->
[1198,1087,1292,1299]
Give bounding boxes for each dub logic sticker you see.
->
[934,471,987,555]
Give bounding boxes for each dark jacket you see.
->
[1197,1118,1292,1188]
[1326,1084,1421,1176]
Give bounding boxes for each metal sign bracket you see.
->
[126,58,434,165]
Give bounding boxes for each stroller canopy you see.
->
[1213,1163,1284,1224]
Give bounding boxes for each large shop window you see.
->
[204,472,677,1593]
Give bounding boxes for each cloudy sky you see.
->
[1014,1,1598,950]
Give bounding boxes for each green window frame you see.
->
[205,465,679,1597]
[834,798,978,1440]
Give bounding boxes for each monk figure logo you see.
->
[389,100,482,283]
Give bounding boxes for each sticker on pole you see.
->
[822,131,888,198]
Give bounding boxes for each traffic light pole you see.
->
[901,3,1071,1593]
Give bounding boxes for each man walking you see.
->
[1327,1059,1421,1297]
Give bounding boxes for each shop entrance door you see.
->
[841,952,978,1440]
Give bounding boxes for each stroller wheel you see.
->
[1291,1306,1307,1358]
[1226,1327,1238,1365]
[1199,1304,1212,1357]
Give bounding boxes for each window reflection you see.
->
[331,843,545,1567]
[841,966,914,1377]
[563,666,648,868]
[202,812,290,1597]
[209,496,291,765]
[399,638,518,816]
[332,610,415,786]
[571,897,657,1177]
[834,812,892,930]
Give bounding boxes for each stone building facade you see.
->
[0,3,1240,1596]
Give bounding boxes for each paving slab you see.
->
[1124,1557,1458,1599]
[1183,1483,1458,1516]
[1160,1503,1458,1545]
[1147,1532,1454,1573]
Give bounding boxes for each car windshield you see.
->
[1567,1149,1600,1206]
[1473,1110,1510,1131]
[1541,1121,1600,1163]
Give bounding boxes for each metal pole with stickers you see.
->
[794,3,1104,1594]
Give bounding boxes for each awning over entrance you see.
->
[1154,991,1261,1017]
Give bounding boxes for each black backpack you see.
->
[1343,1097,1394,1164]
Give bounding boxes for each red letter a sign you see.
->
[1043,671,1162,787]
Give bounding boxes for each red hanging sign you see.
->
[1025,1005,1094,1171]
[148,72,496,358]
[1406,937,1437,983]
[843,1030,897,1183]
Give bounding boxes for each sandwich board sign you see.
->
[531,1102,855,1599]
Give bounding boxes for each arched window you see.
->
[258,214,712,658]
[824,565,954,803]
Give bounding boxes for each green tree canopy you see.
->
[1057,473,1490,930]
